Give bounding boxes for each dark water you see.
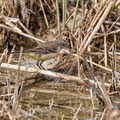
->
[20,81,102,120]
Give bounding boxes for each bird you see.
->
[11,39,70,69]
[27,39,70,69]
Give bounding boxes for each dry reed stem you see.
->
[107,17,120,32]
[80,0,114,54]
[5,18,22,32]
[87,46,94,69]
[65,10,74,25]
[0,100,12,120]
[101,24,107,67]
[6,45,16,107]
[86,51,120,56]
[104,20,120,26]
[94,28,120,38]
[77,37,81,77]
[73,54,120,76]
[44,0,54,12]
[79,1,107,52]
[90,0,109,29]
[12,47,23,120]
[39,0,49,28]
[90,88,94,119]
[100,108,107,120]
[18,20,33,36]
[0,63,111,87]
[72,103,82,120]
[0,23,44,43]
[0,48,8,64]
[95,77,113,110]
[7,44,16,64]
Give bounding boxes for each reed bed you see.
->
[0,0,120,120]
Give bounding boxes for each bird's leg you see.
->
[39,61,45,69]
[37,61,45,69]
[36,61,40,69]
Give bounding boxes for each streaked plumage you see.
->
[26,39,69,61]
[24,39,70,69]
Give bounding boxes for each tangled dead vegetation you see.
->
[1,0,120,120]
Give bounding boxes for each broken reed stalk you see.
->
[87,0,108,34]
[0,23,44,43]
[39,0,49,28]
[56,0,61,34]
[1,15,33,36]
[107,17,120,33]
[44,0,54,12]
[0,49,8,65]
[95,77,113,111]
[18,20,33,36]
[78,2,107,52]
[104,20,120,26]
[0,63,111,88]
[84,57,114,114]
[1,16,34,37]
[94,28,120,38]
[80,0,114,54]
[7,44,16,64]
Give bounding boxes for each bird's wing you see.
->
[26,39,68,54]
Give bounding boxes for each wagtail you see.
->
[11,39,70,69]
